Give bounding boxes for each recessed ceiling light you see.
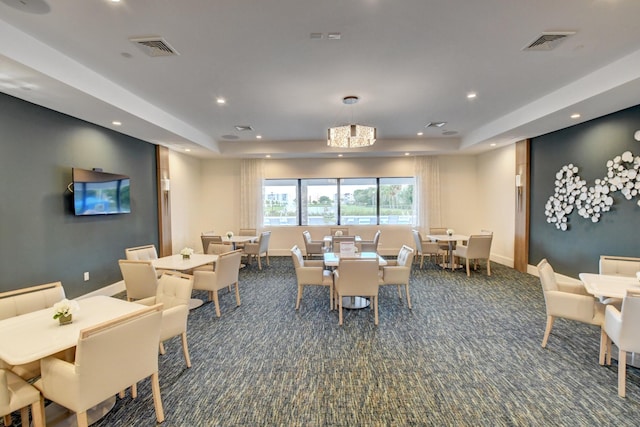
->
[404,152,410,156]
[110,0,121,3]
[112,121,121,126]
[216,97,226,104]
[338,154,343,157]
[417,132,423,136]
[265,154,271,158]
[490,143,496,147]
[256,135,262,139]
[571,113,581,119]
[467,92,477,99]
[185,148,191,152]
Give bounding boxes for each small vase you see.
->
[182,254,190,260]
[59,314,72,325]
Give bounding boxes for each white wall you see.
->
[168,151,517,265]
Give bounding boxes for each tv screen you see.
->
[72,168,131,215]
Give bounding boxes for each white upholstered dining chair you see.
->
[452,234,493,277]
[600,289,640,397]
[118,259,159,301]
[302,230,324,259]
[34,304,165,427]
[537,258,605,349]
[242,231,271,269]
[334,258,381,326]
[193,250,243,317]
[1,368,44,427]
[291,245,334,311]
[411,229,442,268]
[137,271,194,368]
[359,230,381,253]
[380,245,415,309]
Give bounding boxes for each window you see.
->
[340,178,377,226]
[263,177,415,226]
[263,179,298,226]
[301,179,337,225]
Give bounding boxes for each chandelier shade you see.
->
[327,124,376,148]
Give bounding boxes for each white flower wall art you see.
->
[545,150,640,231]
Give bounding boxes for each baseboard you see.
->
[76,280,126,300]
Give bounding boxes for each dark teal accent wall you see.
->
[0,93,159,298]
[530,104,640,278]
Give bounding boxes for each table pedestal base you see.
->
[341,296,370,309]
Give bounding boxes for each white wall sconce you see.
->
[161,178,170,193]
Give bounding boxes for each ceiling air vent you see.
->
[425,122,446,128]
[234,125,253,131]
[129,37,179,57]
[523,32,575,51]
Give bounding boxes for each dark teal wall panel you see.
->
[0,93,159,298]
[530,104,640,278]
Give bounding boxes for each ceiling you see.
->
[1,0,640,159]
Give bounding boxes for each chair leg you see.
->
[405,284,412,310]
[151,372,165,423]
[234,282,241,307]
[257,256,262,270]
[542,316,554,348]
[396,285,402,300]
[132,383,138,399]
[419,254,424,269]
[213,290,222,317]
[487,259,491,276]
[159,342,166,355]
[181,332,192,368]
[618,349,627,397]
[3,414,11,427]
[373,296,378,326]
[266,253,270,266]
[465,258,471,276]
[76,411,89,427]
[599,328,607,365]
[329,283,334,311]
[33,397,45,427]
[20,407,29,427]
[339,294,344,326]
[296,284,303,310]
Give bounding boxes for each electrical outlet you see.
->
[83,272,89,281]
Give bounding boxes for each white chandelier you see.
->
[327,96,376,148]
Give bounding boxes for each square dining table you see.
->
[323,252,386,309]
[579,273,640,299]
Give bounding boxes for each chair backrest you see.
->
[213,250,242,287]
[201,235,223,253]
[464,234,493,259]
[258,231,271,253]
[333,235,356,252]
[0,282,66,320]
[599,255,640,277]
[118,260,159,301]
[302,230,313,244]
[125,245,159,261]
[411,229,423,252]
[330,227,349,236]
[239,228,256,236]
[537,259,558,292]
[372,230,381,245]
[155,271,193,309]
[207,242,232,255]
[396,245,415,267]
[291,245,305,269]
[480,229,493,235]
[618,290,640,350]
[336,258,380,296]
[429,227,447,235]
[74,304,163,408]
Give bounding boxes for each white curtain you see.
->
[240,159,264,229]
[414,156,441,230]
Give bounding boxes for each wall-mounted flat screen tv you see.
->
[72,168,131,215]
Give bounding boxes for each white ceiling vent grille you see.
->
[129,37,178,57]
[234,125,253,131]
[523,32,576,51]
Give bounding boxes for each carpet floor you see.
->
[87,256,640,426]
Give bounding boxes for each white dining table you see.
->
[152,254,219,308]
[579,273,640,299]
[0,295,144,366]
[426,234,469,271]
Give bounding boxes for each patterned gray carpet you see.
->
[91,257,640,426]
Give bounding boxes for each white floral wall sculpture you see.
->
[545,150,640,231]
